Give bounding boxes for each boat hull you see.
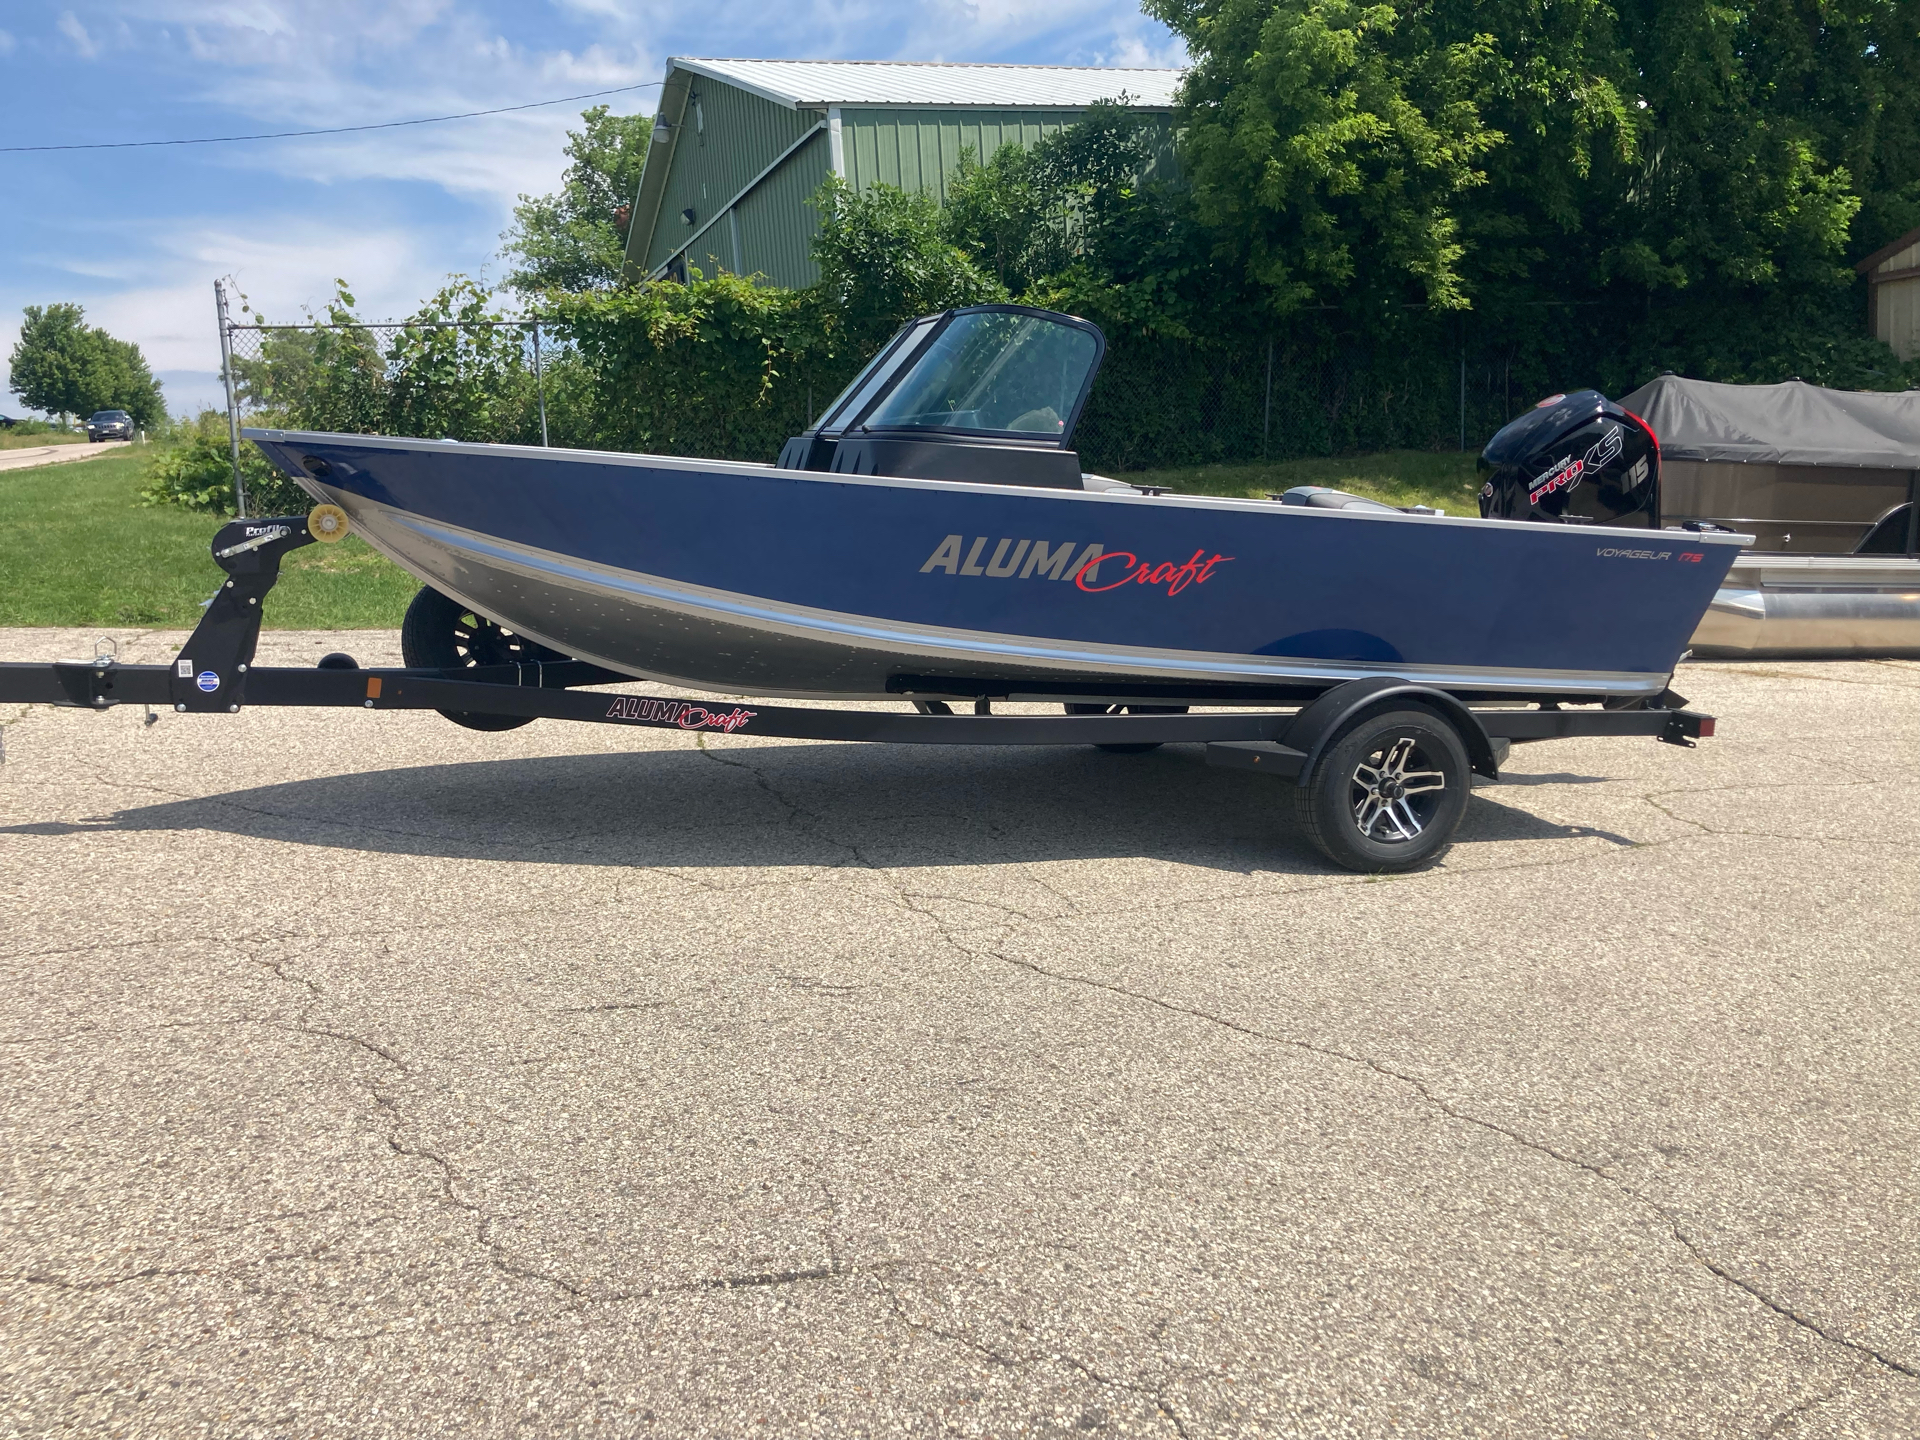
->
[246,432,1749,702]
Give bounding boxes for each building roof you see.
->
[1857,225,1920,275]
[668,58,1184,111]
[1616,375,1920,469]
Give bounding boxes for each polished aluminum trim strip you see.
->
[246,427,1755,548]
[356,502,1671,697]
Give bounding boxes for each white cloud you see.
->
[1,220,459,416]
[57,10,98,57]
[0,29,17,55]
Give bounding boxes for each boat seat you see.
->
[1276,485,1401,513]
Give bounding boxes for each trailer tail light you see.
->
[1696,716,1715,737]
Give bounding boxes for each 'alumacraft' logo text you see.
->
[604,697,757,731]
[920,536,1232,596]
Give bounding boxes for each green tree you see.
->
[808,177,1004,351]
[1144,0,1504,316]
[943,101,1171,297]
[9,303,164,425]
[941,101,1222,339]
[501,105,654,294]
[1145,0,1917,388]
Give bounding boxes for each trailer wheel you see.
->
[1294,707,1469,872]
[400,586,556,732]
[1062,703,1188,753]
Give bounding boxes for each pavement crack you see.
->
[704,1264,840,1290]
[243,945,587,1306]
[1758,1356,1873,1437]
[13,1239,341,1292]
[888,1297,1190,1438]
[953,939,1920,1384]
[382,1134,586,1299]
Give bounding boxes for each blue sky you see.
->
[0,1,1183,418]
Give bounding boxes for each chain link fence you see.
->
[1074,315,1579,475]
[223,319,556,446]
[215,281,1616,515]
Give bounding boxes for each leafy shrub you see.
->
[231,279,547,446]
[141,410,308,516]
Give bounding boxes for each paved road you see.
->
[0,439,131,472]
[2,629,1915,1439]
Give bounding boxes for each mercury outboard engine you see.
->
[1478,389,1659,527]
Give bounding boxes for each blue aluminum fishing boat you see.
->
[0,304,1752,873]
[245,305,1744,707]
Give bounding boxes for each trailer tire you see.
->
[1062,703,1188,753]
[1293,706,1469,872]
[400,586,554,732]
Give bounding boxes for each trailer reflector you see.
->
[366,677,382,700]
[1697,716,1715,737]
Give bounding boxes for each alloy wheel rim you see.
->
[1349,735,1448,843]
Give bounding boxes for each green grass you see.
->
[1117,450,1482,514]
[0,449,418,628]
[0,430,88,450]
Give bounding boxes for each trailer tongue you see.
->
[0,507,1717,875]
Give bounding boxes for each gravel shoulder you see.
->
[3,631,1916,1438]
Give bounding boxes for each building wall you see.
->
[634,76,1178,290]
[642,79,820,276]
[732,130,834,287]
[1868,235,1920,361]
[839,109,1082,203]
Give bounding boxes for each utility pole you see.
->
[214,278,248,517]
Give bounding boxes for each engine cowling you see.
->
[1478,389,1659,527]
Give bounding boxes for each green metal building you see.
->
[623,58,1182,290]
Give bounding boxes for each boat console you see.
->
[777,305,1106,489]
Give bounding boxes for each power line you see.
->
[0,80,663,153]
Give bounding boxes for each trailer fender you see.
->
[1281,677,1500,783]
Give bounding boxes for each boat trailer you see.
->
[0,510,1718,873]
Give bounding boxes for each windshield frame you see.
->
[817,304,1107,449]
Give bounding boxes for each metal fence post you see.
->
[214,278,249,517]
[1458,323,1467,452]
[1263,338,1274,459]
[532,319,549,447]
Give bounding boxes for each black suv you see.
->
[86,410,135,442]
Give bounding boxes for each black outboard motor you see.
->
[1478,389,1660,527]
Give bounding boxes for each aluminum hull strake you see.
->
[246,431,1750,702]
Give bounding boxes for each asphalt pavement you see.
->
[0,439,132,472]
[2,628,1915,1439]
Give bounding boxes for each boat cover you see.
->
[1616,375,1920,469]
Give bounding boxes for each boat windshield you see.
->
[815,318,939,433]
[862,311,1100,439]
